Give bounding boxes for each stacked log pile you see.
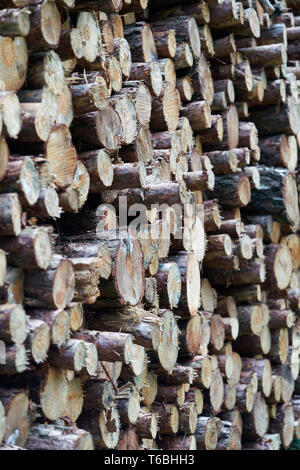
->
[1,0,300,451]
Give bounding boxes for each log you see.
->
[210,173,251,208]
[0,36,27,92]
[0,267,24,305]
[249,96,300,136]
[156,384,185,406]
[242,433,281,450]
[77,407,120,449]
[247,167,299,232]
[0,227,52,270]
[192,53,214,104]
[24,255,75,310]
[135,412,158,439]
[181,100,211,131]
[269,402,295,449]
[0,157,40,207]
[0,388,29,447]
[215,420,241,450]
[129,62,162,98]
[152,404,179,435]
[26,1,61,52]
[195,416,220,450]
[150,16,201,58]
[0,344,28,375]
[183,355,212,390]
[173,43,194,69]
[124,22,157,62]
[72,109,122,152]
[161,435,196,450]
[26,424,94,450]
[242,392,269,439]
[150,83,180,132]
[26,319,50,365]
[116,383,140,425]
[0,304,28,345]
[179,402,197,434]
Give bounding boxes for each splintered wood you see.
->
[1,0,300,452]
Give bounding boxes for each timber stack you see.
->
[1,0,300,451]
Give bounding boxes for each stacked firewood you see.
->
[1,0,300,451]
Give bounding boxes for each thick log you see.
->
[0,36,27,92]
[29,308,70,348]
[248,167,299,232]
[242,392,269,439]
[173,42,194,69]
[129,62,162,98]
[26,319,50,365]
[0,267,24,305]
[181,100,211,131]
[24,255,75,310]
[116,383,140,425]
[150,16,201,59]
[0,344,27,375]
[269,402,295,449]
[26,1,61,52]
[183,355,212,390]
[192,53,214,104]
[152,403,179,435]
[135,412,158,439]
[150,83,180,132]
[210,173,251,208]
[72,109,122,151]
[26,424,94,450]
[0,388,29,447]
[0,157,40,207]
[124,22,157,62]
[249,97,300,136]
[78,408,120,449]
[195,416,220,450]
[26,51,65,94]
[0,227,52,270]
[215,420,241,450]
[156,383,185,406]
[234,326,271,356]
[0,304,27,345]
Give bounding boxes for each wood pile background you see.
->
[1,0,300,451]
